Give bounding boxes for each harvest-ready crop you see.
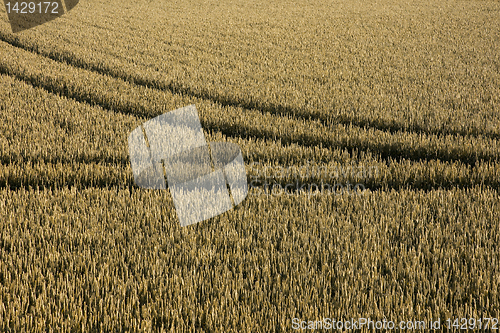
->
[1,0,499,331]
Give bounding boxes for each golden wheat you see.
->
[0,0,499,332]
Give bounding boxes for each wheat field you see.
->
[1,0,499,331]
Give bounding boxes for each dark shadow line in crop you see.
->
[248,179,500,196]
[0,65,497,171]
[205,118,497,168]
[1,170,499,195]
[1,32,499,142]
[0,153,130,168]
[0,173,135,192]
[0,157,498,195]
[0,64,155,119]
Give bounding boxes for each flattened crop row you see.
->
[1,42,499,172]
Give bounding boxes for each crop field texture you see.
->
[0,0,500,331]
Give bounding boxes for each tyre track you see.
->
[1,31,499,142]
[1,37,499,193]
[2,59,498,170]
